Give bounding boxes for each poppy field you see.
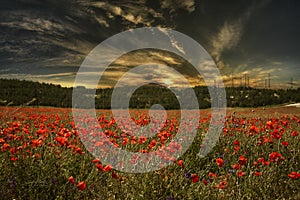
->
[0,106,299,199]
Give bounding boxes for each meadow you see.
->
[0,106,299,199]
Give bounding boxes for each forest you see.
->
[1,78,299,109]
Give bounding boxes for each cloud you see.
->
[0,17,66,36]
[272,61,283,65]
[211,20,243,68]
[210,0,273,69]
[86,0,194,28]
[157,27,186,54]
[95,16,109,28]
[87,1,157,27]
[161,0,195,13]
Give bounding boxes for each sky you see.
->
[0,0,300,88]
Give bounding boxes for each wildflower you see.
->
[96,163,103,171]
[177,160,184,168]
[184,171,191,178]
[253,161,258,168]
[121,176,126,182]
[138,136,147,144]
[281,141,289,147]
[55,136,68,146]
[239,155,247,165]
[249,125,259,133]
[103,164,113,172]
[234,145,240,152]
[209,172,217,178]
[237,171,245,177]
[148,139,157,149]
[216,158,224,167]
[266,121,274,129]
[291,131,298,137]
[92,158,100,163]
[168,196,175,200]
[112,171,119,179]
[191,174,199,183]
[269,152,284,163]
[10,156,18,162]
[51,178,58,184]
[270,129,282,139]
[77,181,86,190]
[215,180,227,189]
[202,179,208,185]
[11,175,16,193]
[2,143,10,151]
[288,172,300,180]
[254,172,262,176]
[232,163,241,170]
[68,176,75,184]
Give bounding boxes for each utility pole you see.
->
[265,79,267,89]
[268,73,271,88]
[247,76,250,88]
[288,77,294,89]
[240,77,242,87]
[244,74,248,88]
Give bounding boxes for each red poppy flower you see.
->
[281,141,289,147]
[234,145,240,152]
[138,136,147,144]
[217,180,227,189]
[148,139,157,149]
[253,161,259,168]
[288,172,300,180]
[232,163,241,170]
[103,164,113,172]
[191,174,199,183]
[68,176,75,184]
[238,171,245,177]
[216,158,224,167]
[177,160,184,167]
[239,155,247,165]
[254,172,262,176]
[209,172,217,178]
[92,158,100,163]
[249,125,259,133]
[269,152,284,163]
[266,121,274,129]
[96,163,103,171]
[291,131,299,137]
[2,143,10,151]
[112,171,119,179]
[77,181,86,190]
[10,156,18,162]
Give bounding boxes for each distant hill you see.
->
[0,78,299,109]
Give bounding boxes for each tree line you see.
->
[0,79,299,109]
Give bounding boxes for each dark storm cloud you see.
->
[0,0,197,85]
[0,0,300,88]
